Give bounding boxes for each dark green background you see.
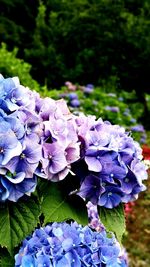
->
[1,0,150,125]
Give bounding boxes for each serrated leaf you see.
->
[0,197,40,255]
[41,181,88,226]
[99,204,125,243]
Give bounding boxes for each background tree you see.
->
[0,0,150,126]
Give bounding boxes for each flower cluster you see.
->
[0,75,40,201]
[61,82,94,108]
[74,114,147,208]
[105,106,120,113]
[129,124,147,144]
[0,75,80,201]
[87,201,105,231]
[0,74,147,208]
[15,220,127,267]
[68,92,80,107]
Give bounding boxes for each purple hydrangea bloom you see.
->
[86,201,105,231]
[70,99,80,107]
[73,114,148,208]
[85,149,118,173]
[0,74,147,207]
[130,124,145,133]
[77,174,105,204]
[41,142,68,180]
[15,221,128,267]
[83,84,94,94]
[68,92,78,100]
[98,185,123,208]
[105,106,120,113]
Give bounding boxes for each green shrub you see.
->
[0,43,50,96]
[0,43,40,90]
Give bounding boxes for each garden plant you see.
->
[0,74,148,266]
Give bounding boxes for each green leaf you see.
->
[0,197,40,255]
[99,204,125,243]
[0,247,14,267]
[41,181,88,226]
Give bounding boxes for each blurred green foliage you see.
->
[0,0,150,93]
[0,43,40,90]
[0,43,50,95]
[0,0,150,127]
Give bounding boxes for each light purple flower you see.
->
[42,142,68,178]
[130,159,148,186]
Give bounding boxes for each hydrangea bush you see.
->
[0,74,147,266]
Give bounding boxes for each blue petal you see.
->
[22,255,35,267]
[2,142,22,165]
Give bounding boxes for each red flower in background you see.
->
[142,145,150,160]
[124,202,135,219]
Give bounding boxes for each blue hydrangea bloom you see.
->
[70,99,80,107]
[15,221,128,267]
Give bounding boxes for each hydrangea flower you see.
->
[130,124,145,133]
[15,202,128,266]
[105,106,120,113]
[68,92,78,100]
[65,81,77,91]
[70,98,80,107]
[0,120,22,166]
[73,114,148,208]
[83,84,94,94]
[0,75,80,201]
[0,74,147,206]
[15,220,128,267]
